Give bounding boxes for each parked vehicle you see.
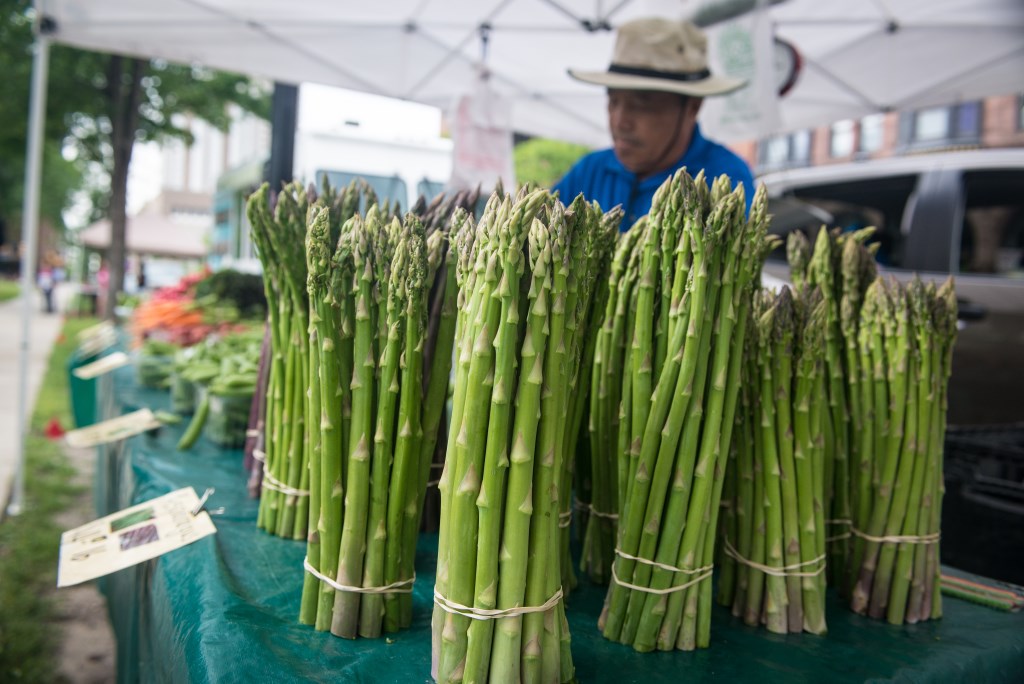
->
[758,149,1024,427]
[758,149,1024,585]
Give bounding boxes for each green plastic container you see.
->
[67,348,100,428]
[170,373,197,414]
[204,389,253,449]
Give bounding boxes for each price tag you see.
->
[65,408,163,448]
[57,487,217,588]
[72,351,130,379]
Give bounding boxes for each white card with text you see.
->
[57,487,217,587]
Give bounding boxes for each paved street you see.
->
[0,283,72,515]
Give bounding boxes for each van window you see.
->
[958,169,1024,277]
[765,174,917,268]
[317,170,409,212]
[417,179,446,202]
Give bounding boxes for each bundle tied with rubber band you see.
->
[432,188,620,684]
[846,276,957,624]
[248,180,476,639]
[716,286,829,636]
[598,171,773,653]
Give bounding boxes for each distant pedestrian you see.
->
[38,266,55,313]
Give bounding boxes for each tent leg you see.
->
[8,35,51,517]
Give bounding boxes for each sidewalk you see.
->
[0,284,72,515]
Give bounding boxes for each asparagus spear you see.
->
[332,212,378,639]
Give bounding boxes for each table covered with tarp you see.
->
[92,359,1024,684]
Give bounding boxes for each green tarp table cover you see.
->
[94,363,1024,684]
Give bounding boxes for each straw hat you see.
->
[569,18,745,97]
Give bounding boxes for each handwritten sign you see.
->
[64,408,163,448]
[57,487,217,587]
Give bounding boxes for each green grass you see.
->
[0,280,19,303]
[0,316,99,683]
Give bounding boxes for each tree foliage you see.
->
[513,137,590,189]
[0,0,270,312]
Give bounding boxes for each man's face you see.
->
[607,89,698,175]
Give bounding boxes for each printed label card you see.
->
[57,487,217,587]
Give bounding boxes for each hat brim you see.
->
[568,68,746,97]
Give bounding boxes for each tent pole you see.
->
[8,33,51,517]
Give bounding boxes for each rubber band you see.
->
[850,528,940,545]
[558,510,573,529]
[246,429,261,438]
[588,506,619,521]
[432,588,563,621]
[573,497,619,520]
[261,467,310,497]
[303,557,414,594]
[614,548,712,576]
[722,540,826,578]
[826,520,853,543]
[610,566,713,595]
[426,479,441,488]
[252,448,266,463]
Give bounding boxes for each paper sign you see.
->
[57,487,217,587]
[72,351,130,379]
[77,321,118,357]
[76,320,115,342]
[65,408,163,448]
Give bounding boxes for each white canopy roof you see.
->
[38,0,1024,145]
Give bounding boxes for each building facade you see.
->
[729,94,1024,175]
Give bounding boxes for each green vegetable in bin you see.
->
[178,393,210,450]
[173,329,263,448]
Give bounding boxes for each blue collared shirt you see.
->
[552,124,755,229]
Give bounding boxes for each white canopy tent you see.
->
[10,0,1024,513]
[34,0,1024,145]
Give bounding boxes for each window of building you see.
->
[908,102,981,147]
[956,102,981,138]
[859,114,885,152]
[417,178,445,202]
[317,170,409,212]
[830,120,855,157]
[758,130,812,171]
[791,130,811,162]
[1018,94,1024,131]
[914,107,949,142]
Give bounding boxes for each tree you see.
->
[2,1,270,315]
[0,0,86,247]
[513,137,590,189]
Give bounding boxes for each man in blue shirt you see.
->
[554,18,755,227]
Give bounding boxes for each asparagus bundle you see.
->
[786,227,877,591]
[432,189,618,684]
[297,196,462,638]
[599,171,772,652]
[557,205,624,596]
[579,225,646,585]
[847,276,957,624]
[716,286,829,635]
[248,178,419,542]
[248,181,315,540]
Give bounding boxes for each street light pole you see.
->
[8,29,51,517]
